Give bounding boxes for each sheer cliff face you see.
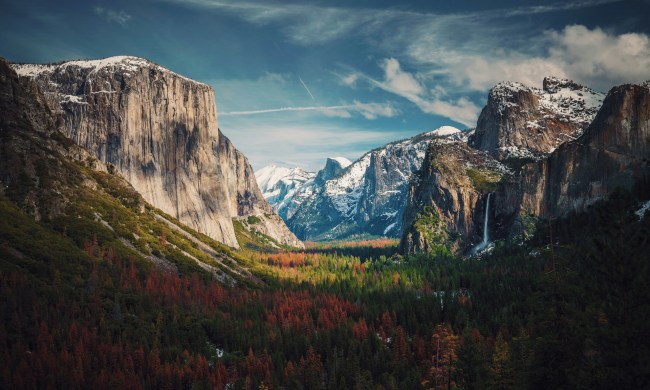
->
[520,83,650,218]
[469,77,604,161]
[12,56,301,248]
[401,79,649,256]
[399,140,514,255]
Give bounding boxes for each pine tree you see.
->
[489,332,514,390]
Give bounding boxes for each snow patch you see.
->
[427,125,461,137]
[330,156,351,168]
[12,56,208,87]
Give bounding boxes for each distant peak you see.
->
[542,76,589,93]
[491,81,531,94]
[327,156,352,168]
[427,126,461,137]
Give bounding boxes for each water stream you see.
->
[472,193,492,255]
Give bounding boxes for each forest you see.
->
[1,188,649,389]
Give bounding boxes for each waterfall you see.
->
[472,193,492,255]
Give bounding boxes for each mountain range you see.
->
[257,126,463,241]
[256,77,649,255]
[5,54,650,256]
[402,78,649,255]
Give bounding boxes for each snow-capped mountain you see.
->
[255,157,352,221]
[255,165,316,219]
[401,77,650,256]
[287,127,461,241]
[469,77,604,160]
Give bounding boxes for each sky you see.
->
[2,0,650,171]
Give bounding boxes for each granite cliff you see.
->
[469,77,604,161]
[12,56,301,249]
[401,78,649,256]
[0,56,263,284]
[399,138,514,255]
[520,82,650,218]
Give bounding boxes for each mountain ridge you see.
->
[400,77,650,255]
[285,127,461,241]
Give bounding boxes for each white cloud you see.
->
[404,25,650,92]
[165,1,648,98]
[381,58,424,96]
[358,58,479,127]
[340,73,360,87]
[547,25,650,89]
[94,6,132,25]
[260,72,291,84]
[352,100,399,120]
[160,0,624,47]
[184,2,647,125]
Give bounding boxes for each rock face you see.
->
[314,157,351,185]
[401,78,650,256]
[399,139,512,255]
[0,57,110,221]
[288,128,460,241]
[12,56,302,248]
[469,77,604,161]
[520,82,650,218]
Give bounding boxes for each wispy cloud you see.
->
[94,6,132,25]
[220,101,398,120]
[162,0,644,124]
[502,0,624,17]
[352,58,480,127]
[220,121,402,170]
[158,0,624,46]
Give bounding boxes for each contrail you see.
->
[299,76,315,100]
[220,105,356,116]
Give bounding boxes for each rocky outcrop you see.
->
[399,139,513,255]
[401,80,649,256]
[314,157,350,185]
[520,82,650,218]
[0,57,112,221]
[469,77,604,161]
[12,56,301,248]
[287,128,459,241]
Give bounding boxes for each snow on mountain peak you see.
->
[12,56,207,87]
[254,165,316,219]
[255,165,312,192]
[478,77,606,160]
[427,126,461,137]
[490,78,604,125]
[329,156,352,168]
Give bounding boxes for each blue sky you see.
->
[2,0,650,171]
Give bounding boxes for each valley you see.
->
[1,36,649,389]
